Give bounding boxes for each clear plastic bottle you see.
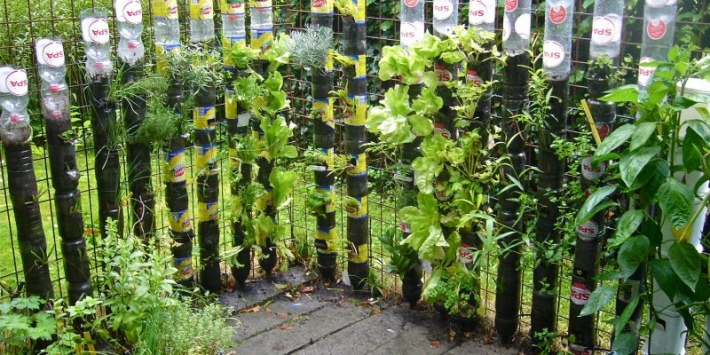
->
[115,0,144,64]
[80,8,112,79]
[638,0,677,93]
[399,0,425,49]
[250,0,273,52]
[468,0,496,34]
[153,0,180,46]
[542,0,574,80]
[433,0,458,38]
[590,0,624,60]
[36,38,69,119]
[502,0,532,55]
[222,1,246,68]
[190,0,215,43]
[0,66,31,145]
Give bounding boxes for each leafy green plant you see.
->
[378,228,419,278]
[0,296,55,354]
[425,265,479,319]
[578,45,710,354]
[287,24,333,71]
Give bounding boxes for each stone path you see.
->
[219,268,521,355]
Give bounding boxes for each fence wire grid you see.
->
[0,0,709,353]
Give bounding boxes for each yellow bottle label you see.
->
[174,257,194,280]
[344,95,366,125]
[319,147,335,170]
[190,0,214,20]
[249,0,272,7]
[195,144,218,172]
[153,0,179,19]
[315,185,337,213]
[164,148,187,183]
[346,196,367,218]
[357,0,366,23]
[347,153,366,175]
[221,0,245,14]
[229,147,240,169]
[315,228,338,253]
[155,44,180,76]
[325,49,334,71]
[198,202,219,222]
[225,89,237,120]
[356,55,366,78]
[194,106,216,130]
[349,243,368,263]
[310,0,332,13]
[251,29,273,54]
[168,209,192,232]
[313,99,335,128]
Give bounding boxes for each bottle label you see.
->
[2,69,28,96]
[514,13,531,39]
[502,15,511,41]
[346,196,368,218]
[347,153,367,175]
[404,0,419,7]
[576,219,600,239]
[190,0,214,20]
[646,0,676,7]
[581,156,605,181]
[169,209,192,232]
[116,0,143,24]
[198,202,219,222]
[252,29,274,53]
[165,148,187,183]
[469,0,494,26]
[152,0,178,19]
[400,221,412,233]
[570,281,591,305]
[36,39,65,68]
[638,57,655,87]
[592,15,620,45]
[250,0,273,8]
[434,64,453,82]
[195,144,218,171]
[174,257,194,280]
[459,243,474,264]
[549,5,567,25]
[433,0,454,20]
[313,99,335,128]
[647,18,667,40]
[400,22,424,46]
[82,18,110,44]
[237,112,250,127]
[225,89,237,120]
[315,228,337,252]
[597,122,610,139]
[168,1,179,19]
[542,40,565,68]
[433,120,452,139]
[222,0,245,14]
[344,95,366,125]
[505,0,517,12]
[194,106,216,130]
[311,0,332,13]
[466,69,483,86]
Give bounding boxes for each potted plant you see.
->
[425,265,480,326]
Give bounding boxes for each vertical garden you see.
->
[0,0,710,354]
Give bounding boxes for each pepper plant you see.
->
[578,46,710,354]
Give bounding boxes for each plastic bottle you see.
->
[80,8,112,79]
[250,0,274,53]
[153,0,180,45]
[399,0,425,49]
[432,0,458,38]
[590,0,624,60]
[502,0,531,55]
[0,66,31,145]
[36,39,69,120]
[222,0,246,67]
[638,0,677,93]
[542,0,574,80]
[190,0,215,43]
[115,0,144,64]
[468,0,496,34]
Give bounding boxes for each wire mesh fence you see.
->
[0,0,709,353]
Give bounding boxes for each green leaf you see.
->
[611,331,638,355]
[619,146,660,189]
[629,122,656,150]
[617,235,649,280]
[613,295,639,338]
[280,145,299,159]
[593,124,635,162]
[650,258,681,299]
[600,85,638,103]
[614,210,645,244]
[269,168,299,209]
[657,178,694,230]
[668,241,702,292]
[579,284,616,317]
[408,114,434,137]
[638,158,670,198]
[575,186,617,226]
[687,119,710,141]
[411,86,443,114]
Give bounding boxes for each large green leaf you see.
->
[613,295,640,339]
[668,241,701,292]
[650,258,681,299]
[575,186,617,226]
[682,128,704,172]
[619,146,660,189]
[629,122,656,151]
[611,333,638,355]
[657,178,694,231]
[593,124,635,162]
[579,284,616,317]
[600,85,639,103]
[617,235,649,280]
[610,210,645,248]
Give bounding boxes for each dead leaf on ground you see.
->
[277,313,289,319]
[369,308,382,316]
[358,301,372,307]
[242,305,260,313]
[273,283,290,290]
[464,330,473,338]
[430,341,440,348]
[449,329,457,341]
[299,285,315,293]
[483,336,495,345]
[276,325,293,330]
